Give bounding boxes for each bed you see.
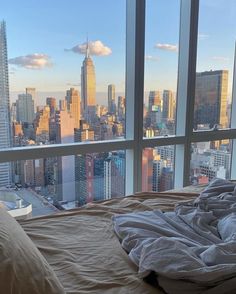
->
[1,180,235,294]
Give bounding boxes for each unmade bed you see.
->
[1,180,235,293]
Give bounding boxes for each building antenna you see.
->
[86,33,89,58]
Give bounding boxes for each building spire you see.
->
[86,34,89,58]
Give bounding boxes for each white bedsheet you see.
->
[113,179,236,294]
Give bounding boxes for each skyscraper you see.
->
[26,87,36,112]
[194,70,228,129]
[148,91,161,113]
[66,88,81,128]
[0,21,12,187]
[162,90,175,122]
[55,110,75,201]
[46,97,56,116]
[81,42,96,120]
[16,93,34,123]
[108,84,116,114]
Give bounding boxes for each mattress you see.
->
[19,190,199,294]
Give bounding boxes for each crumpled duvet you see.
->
[112,178,236,294]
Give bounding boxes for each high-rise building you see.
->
[46,97,56,116]
[26,87,36,112]
[55,110,75,201]
[66,88,81,128]
[81,43,96,108]
[162,90,175,122]
[194,70,228,129]
[0,21,12,187]
[108,84,116,114]
[16,93,34,123]
[81,42,96,120]
[35,105,50,143]
[148,91,161,113]
[74,121,94,142]
[118,96,125,120]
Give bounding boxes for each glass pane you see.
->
[0,151,125,218]
[144,0,180,137]
[194,0,236,130]
[190,140,232,185]
[1,0,126,155]
[142,146,175,192]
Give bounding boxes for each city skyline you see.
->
[1,0,235,98]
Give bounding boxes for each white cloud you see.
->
[9,53,52,69]
[155,43,178,52]
[212,56,230,62]
[65,40,112,56]
[145,55,159,61]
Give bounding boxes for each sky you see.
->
[1,0,236,105]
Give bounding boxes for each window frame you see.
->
[0,0,236,196]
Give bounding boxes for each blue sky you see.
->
[1,0,236,103]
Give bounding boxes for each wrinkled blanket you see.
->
[113,179,236,294]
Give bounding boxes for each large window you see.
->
[194,0,236,130]
[144,0,180,137]
[1,0,236,217]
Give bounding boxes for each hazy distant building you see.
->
[16,93,34,123]
[0,21,12,187]
[56,110,75,201]
[26,87,36,112]
[81,42,96,120]
[46,97,56,116]
[108,84,116,114]
[194,70,228,129]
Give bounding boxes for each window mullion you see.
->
[174,0,199,187]
[230,43,236,179]
[125,0,145,194]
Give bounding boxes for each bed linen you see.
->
[113,179,236,294]
[19,190,198,294]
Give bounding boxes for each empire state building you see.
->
[81,42,96,120]
[0,21,12,187]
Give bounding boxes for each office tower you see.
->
[55,110,75,201]
[46,97,56,116]
[74,121,94,142]
[194,70,228,129]
[66,88,81,128]
[148,91,161,112]
[35,106,50,143]
[11,102,17,122]
[74,123,94,206]
[16,93,34,123]
[0,21,12,187]
[20,160,35,186]
[59,99,66,111]
[118,96,125,120]
[108,84,116,114]
[162,90,175,122]
[81,42,96,120]
[26,87,36,111]
[74,154,94,206]
[142,148,154,191]
[160,167,173,191]
[148,91,162,126]
[152,155,164,192]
